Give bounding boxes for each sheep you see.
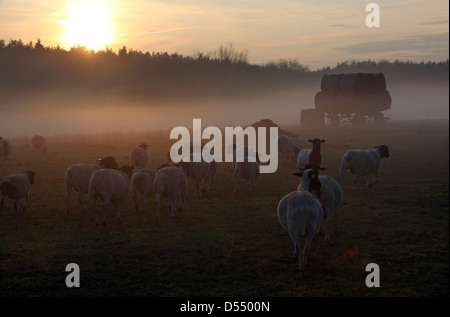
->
[277,135,300,161]
[339,145,390,190]
[294,164,343,245]
[168,142,217,188]
[297,138,325,171]
[153,166,188,219]
[0,137,10,161]
[233,158,259,193]
[178,153,211,197]
[65,156,119,213]
[0,171,36,216]
[277,169,324,272]
[31,135,47,155]
[98,156,118,169]
[88,165,133,225]
[130,143,149,170]
[131,169,156,212]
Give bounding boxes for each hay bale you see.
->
[321,74,341,91]
[334,91,368,113]
[339,73,368,92]
[315,91,336,112]
[374,90,391,111]
[367,73,386,92]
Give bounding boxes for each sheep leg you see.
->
[23,193,29,213]
[133,190,139,212]
[169,195,176,217]
[354,176,361,190]
[102,201,108,225]
[91,196,99,225]
[369,169,379,187]
[196,182,201,198]
[303,232,315,267]
[78,192,87,212]
[141,194,146,213]
[178,191,187,213]
[14,199,21,215]
[294,243,304,272]
[155,193,161,220]
[247,180,253,192]
[116,201,122,221]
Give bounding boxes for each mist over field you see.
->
[0,41,448,138]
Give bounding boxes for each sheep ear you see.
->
[292,172,303,177]
[318,167,326,170]
[320,139,326,143]
[308,139,313,143]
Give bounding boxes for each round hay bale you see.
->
[334,91,356,113]
[315,91,336,112]
[367,73,386,92]
[361,91,391,113]
[300,109,324,128]
[339,73,367,92]
[374,90,392,111]
[321,74,341,91]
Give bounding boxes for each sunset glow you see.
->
[62,0,113,51]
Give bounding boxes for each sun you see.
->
[62,0,113,51]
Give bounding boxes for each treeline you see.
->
[0,38,448,102]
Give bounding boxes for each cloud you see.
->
[335,32,449,55]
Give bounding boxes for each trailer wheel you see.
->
[330,114,340,127]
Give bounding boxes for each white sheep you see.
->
[31,135,47,155]
[65,156,119,213]
[131,169,156,212]
[130,143,149,170]
[294,166,343,245]
[297,138,325,171]
[277,169,324,272]
[277,135,300,161]
[88,165,133,225]
[179,153,211,197]
[153,166,188,219]
[66,164,101,213]
[0,170,36,216]
[339,145,390,190]
[233,159,259,193]
[0,137,10,162]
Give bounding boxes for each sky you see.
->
[0,0,448,69]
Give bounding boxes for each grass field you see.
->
[0,120,448,297]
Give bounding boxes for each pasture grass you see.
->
[0,120,448,297]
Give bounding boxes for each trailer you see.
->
[301,73,391,127]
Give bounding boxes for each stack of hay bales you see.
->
[314,73,391,115]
